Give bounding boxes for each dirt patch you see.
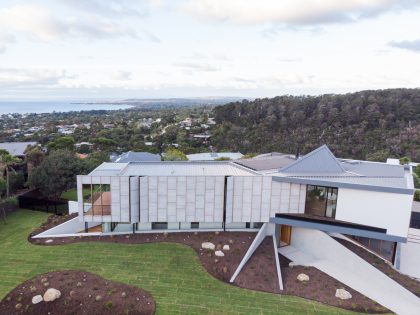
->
[335,238,420,298]
[235,237,281,293]
[0,270,155,315]
[279,254,389,314]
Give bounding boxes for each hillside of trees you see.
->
[211,88,420,161]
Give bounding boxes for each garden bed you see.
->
[0,270,155,315]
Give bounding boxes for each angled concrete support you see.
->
[230,223,283,290]
[272,234,284,290]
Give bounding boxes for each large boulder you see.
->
[32,295,43,304]
[297,273,310,282]
[335,288,352,300]
[201,242,215,250]
[43,288,61,302]
[215,250,225,257]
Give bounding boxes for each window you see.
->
[245,222,251,228]
[190,222,199,229]
[305,185,338,218]
[152,222,168,230]
[350,236,396,262]
[82,184,111,216]
[252,222,264,229]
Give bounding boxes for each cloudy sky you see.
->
[0,0,420,100]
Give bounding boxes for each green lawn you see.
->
[0,210,360,315]
[61,188,90,201]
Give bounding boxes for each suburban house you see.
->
[36,145,420,314]
[111,151,161,163]
[0,142,37,158]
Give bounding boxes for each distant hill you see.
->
[211,88,420,161]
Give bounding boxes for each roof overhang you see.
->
[272,176,414,195]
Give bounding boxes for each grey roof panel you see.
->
[281,145,346,174]
[235,155,296,171]
[115,151,161,163]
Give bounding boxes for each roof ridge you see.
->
[281,145,346,174]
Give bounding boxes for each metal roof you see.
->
[115,151,161,163]
[0,142,37,156]
[281,145,346,174]
[119,161,255,176]
[235,155,296,171]
[187,152,243,161]
[89,163,128,176]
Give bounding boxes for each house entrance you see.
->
[280,225,292,247]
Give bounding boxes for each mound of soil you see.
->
[0,271,155,315]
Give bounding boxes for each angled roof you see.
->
[281,145,346,174]
[115,151,161,163]
[0,142,37,156]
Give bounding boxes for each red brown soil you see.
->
[0,271,155,315]
[335,238,420,298]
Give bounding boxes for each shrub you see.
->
[414,190,420,202]
[105,301,113,309]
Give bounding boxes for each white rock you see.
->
[32,295,43,304]
[222,245,230,251]
[335,288,352,300]
[215,250,225,257]
[297,273,310,282]
[201,242,215,250]
[45,239,53,244]
[43,288,61,302]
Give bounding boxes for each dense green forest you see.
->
[211,89,420,161]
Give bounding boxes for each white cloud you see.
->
[389,39,420,52]
[0,4,140,44]
[0,68,69,88]
[111,71,132,81]
[182,0,419,25]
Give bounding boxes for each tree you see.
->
[163,148,187,161]
[0,178,6,197]
[399,157,411,165]
[0,151,21,198]
[92,137,117,152]
[24,145,45,175]
[47,136,75,151]
[28,150,86,200]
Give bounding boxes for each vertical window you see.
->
[82,184,111,216]
[305,185,338,218]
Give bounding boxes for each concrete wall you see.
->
[336,188,413,238]
[140,176,225,223]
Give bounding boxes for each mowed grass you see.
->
[0,210,360,315]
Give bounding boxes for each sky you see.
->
[0,0,420,100]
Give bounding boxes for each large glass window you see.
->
[305,185,338,218]
[82,184,111,216]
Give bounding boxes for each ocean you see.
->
[0,101,133,115]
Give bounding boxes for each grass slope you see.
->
[0,210,361,315]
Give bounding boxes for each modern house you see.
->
[37,145,420,313]
[75,145,413,260]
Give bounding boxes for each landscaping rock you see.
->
[297,273,310,282]
[69,290,76,298]
[121,292,126,298]
[215,250,225,257]
[335,288,352,300]
[32,295,43,304]
[45,239,53,243]
[201,242,215,250]
[43,288,61,302]
[15,303,22,310]
[40,277,48,283]
[95,295,102,301]
[30,286,37,292]
[76,282,82,287]
[223,244,230,251]
[228,239,233,244]
[43,282,49,287]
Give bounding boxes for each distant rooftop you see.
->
[113,151,161,163]
[0,142,37,156]
[187,152,243,161]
